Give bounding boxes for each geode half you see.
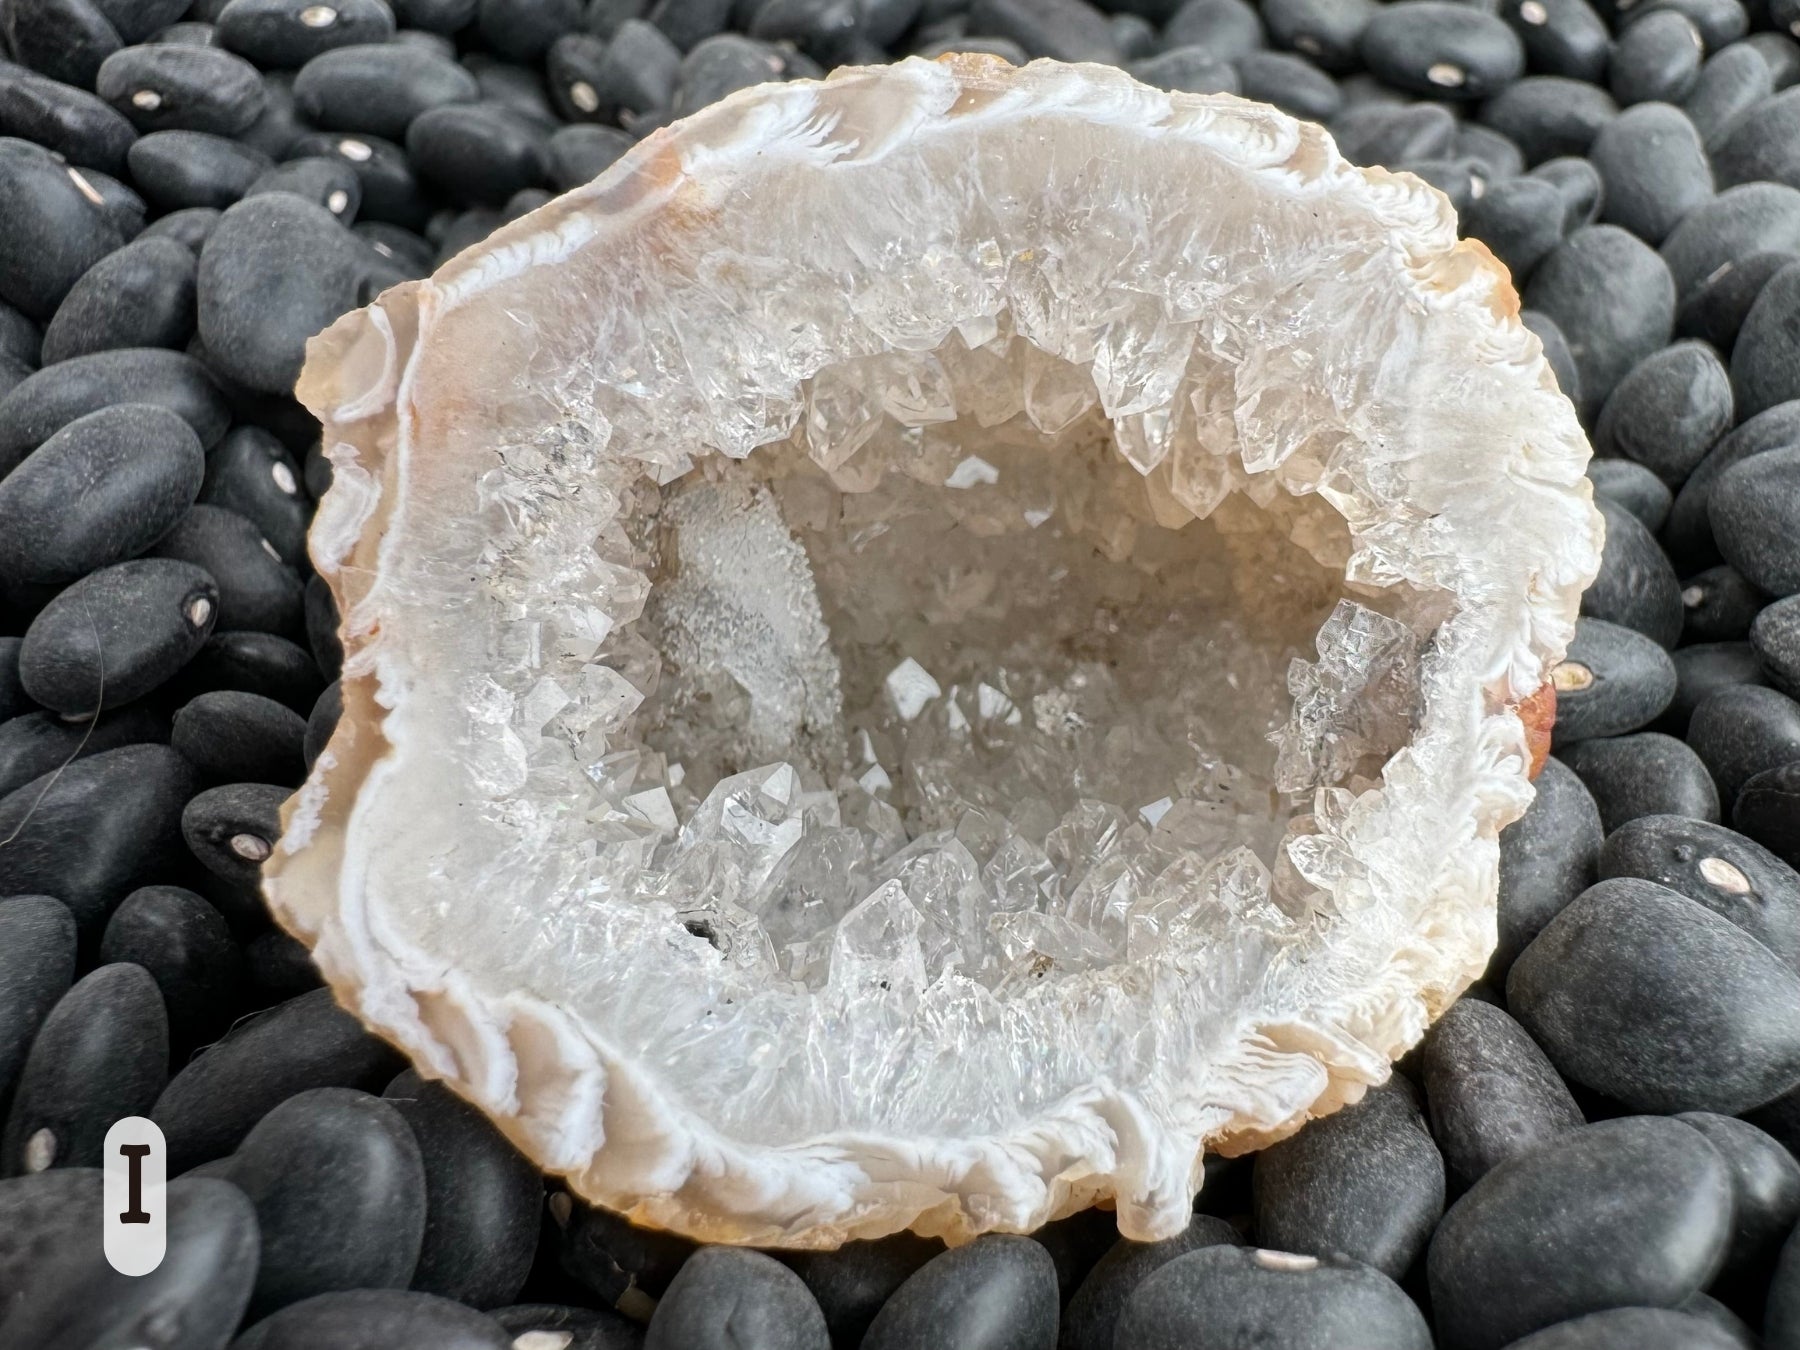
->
[271,55,1603,1247]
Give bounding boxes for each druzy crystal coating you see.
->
[270,56,1603,1247]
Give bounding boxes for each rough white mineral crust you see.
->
[271,55,1603,1247]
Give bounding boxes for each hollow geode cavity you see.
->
[272,55,1603,1247]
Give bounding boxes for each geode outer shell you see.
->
[271,55,1603,1247]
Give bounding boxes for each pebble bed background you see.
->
[0,0,1799,1346]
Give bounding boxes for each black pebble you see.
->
[1426,1115,1732,1350]
[1609,9,1705,105]
[1774,1227,1800,1350]
[231,1289,514,1350]
[294,42,482,142]
[644,1247,830,1350]
[1498,1306,1743,1348]
[958,0,1119,63]
[1524,225,1674,418]
[1549,617,1679,744]
[284,132,433,232]
[1029,1206,1118,1304]
[1684,44,1773,151]
[1711,441,1800,597]
[305,678,342,767]
[1733,260,1800,419]
[1682,566,1769,643]
[547,123,635,191]
[99,885,243,1052]
[1359,1,1523,99]
[238,71,311,160]
[1162,0,1267,61]
[40,236,197,366]
[179,630,324,713]
[1675,248,1796,353]
[1711,86,1800,192]
[1523,310,1583,407]
[199,193,374,396]
[1464,176,1566,284]
[669,33,789,116]
[1058,1217,1241,1350]
[1664,639,1765,734]
[216,0,397,68]
[477,0,584,62]
[1676,1111,1800,1296]
[1115,1245,1431,1350]
[95,0,190,41]
[0,346,226,475]
[248,155,363,223]
[1479,77,1617,164]
[0,896,76,1108]
[243,926,323,999]
[0,1175,258,1350]
[1580,497,1684,646]
[128,129,271,212]
[0,705,166,801]
[862,1235,1060,1350]
[1661,184,1800,303]
[1420,998,1583,1192]
[0,0,124,88]
[1560,732,1720,828]
[0,744,198,938]
[306,572,344,679]
[18,557,217,715]
[492,1303,645,1350]
[0,403,203,585]
[555,1197,696,1309]
[1252,1077,1443,1277]
[1497,0,1608,81]
[0,64,137,178]
[1589,101,1713,247]
[1605,813,1800,972]
[1495,755,1602,972]
[152,985,405,1173]
[141,205,222,253]
[1256,0,1371,70]
[1689,682,1800,809]
[777,1235,948,1350]
[0,138,127,325]
[1,963,166,1175]
[1587,458,1672,530]
[97,42,267,136]
[153,504,305,636]
[1666,399,1800,572]
[199,425,310,566]
[1333,102,1458,166]
[1755,594,1800,696]
[181,779,291,888]
[1131,46,1243,96]
[393,0,478,30]
[173,689,309,784]
[407,101,550,211]
[219,1085,425,1317]
[1629,0,1745,51]
[381,1069,543,1309]
[573,18,680,121]
[1508,876,1800,1113]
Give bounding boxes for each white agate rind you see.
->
[268,55,1604,1247]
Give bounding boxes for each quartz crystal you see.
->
[270,56,1603,1248]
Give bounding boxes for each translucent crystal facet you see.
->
[273,57,1603,1250]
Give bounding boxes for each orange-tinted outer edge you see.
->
[1517,681,1556,779]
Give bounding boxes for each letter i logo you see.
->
[103,1118,166,1275]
